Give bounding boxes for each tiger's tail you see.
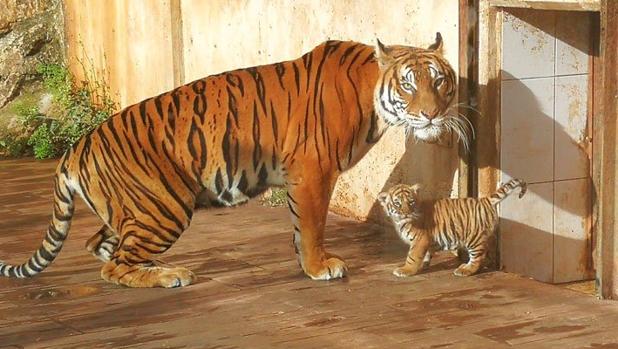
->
[489,178,527,206]
[0,166,75,278]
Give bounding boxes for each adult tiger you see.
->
[0,33,469,287]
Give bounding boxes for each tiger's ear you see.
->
[377,192,389,205]
[410,183,422,194]
[375,38,394,69]
[427,32,443,53]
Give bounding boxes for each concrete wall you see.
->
[64,0,461,223]
[64,0,176,108]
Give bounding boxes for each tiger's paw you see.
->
[393,266,417,278]
[156,267,197,288]
[305,256,348,281]
[453,263,478,277]
[102,260,197,288]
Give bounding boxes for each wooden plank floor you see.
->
[1,158,618,349]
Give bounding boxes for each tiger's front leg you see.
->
[393,234,430,278]
[286,170,347,280]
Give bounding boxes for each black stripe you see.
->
[339,44,359,65]
[274,63,285,89]
[215,168,224,193]
[270,101,279,144]
[292,62,300,95]
[237,170,248,194]
[252,102,262,171]
[154,95,165,120]
[222,116,236,188]
[366,112,384,144]
[335,139,343,171]
[287,193,297,204]
[226,86,239,125]
[247,67,267,114]
[193,91,207,124]
[360,51,375,65]
[288,202,300,218]
[226,74,244,96]
[303,102,310,153]
[257,163,268,187]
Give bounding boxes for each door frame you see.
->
[462,0,618,298]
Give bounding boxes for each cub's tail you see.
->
[489,178,527,206]
[0,165,75,278]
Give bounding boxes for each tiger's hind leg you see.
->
[86,226,119,262]
[454,232,490,277]
[100,221,196,288]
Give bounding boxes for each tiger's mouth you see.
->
[403,115,473,152]
[410,124,444,143]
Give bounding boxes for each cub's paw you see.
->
[393,266,417,278]
[306,256,348,280]
[453,263,477,277]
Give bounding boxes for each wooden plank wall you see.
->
[597,0,618,300]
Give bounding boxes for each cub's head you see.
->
[378,184,422,221]
[374,33,472,150]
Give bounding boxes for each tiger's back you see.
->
[66,41,381,212]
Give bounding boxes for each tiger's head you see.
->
[373,33,471,150]
[378,183,422,221]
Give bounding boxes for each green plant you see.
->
[260,188,288,207]
[28,123,55,159]
[0,137,30,157]
[0,62,116,159]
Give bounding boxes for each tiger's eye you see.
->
[401,82,414,92]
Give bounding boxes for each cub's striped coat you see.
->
[379,179,526,277]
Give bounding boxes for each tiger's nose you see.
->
[420,109,440,119]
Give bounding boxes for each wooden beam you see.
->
[458,0,479,199]
[488,0,600,11]
[170,0,185,87]
[476,1,503,269]
[597,0,618,300]
[476,2,502,199]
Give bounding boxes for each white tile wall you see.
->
[555,11,591,76]
[502,9,556,80]
[500,182,554,283]
[553,178,591,283]
[554,74,590,180]
[501,78,554,184]
[499,9,592,283]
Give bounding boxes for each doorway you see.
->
[498,9,595,283]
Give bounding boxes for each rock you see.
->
[0,0,50,36]
[0,0,64,109]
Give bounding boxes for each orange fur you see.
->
[1,36,460,287]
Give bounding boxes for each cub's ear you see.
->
[375,38,394,69]
[427,32,443,53]
[377,192,389,205]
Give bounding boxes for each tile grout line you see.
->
[501,72,589,82]
[552,12,557,283]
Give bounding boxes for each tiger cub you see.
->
[378,179,527,277]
